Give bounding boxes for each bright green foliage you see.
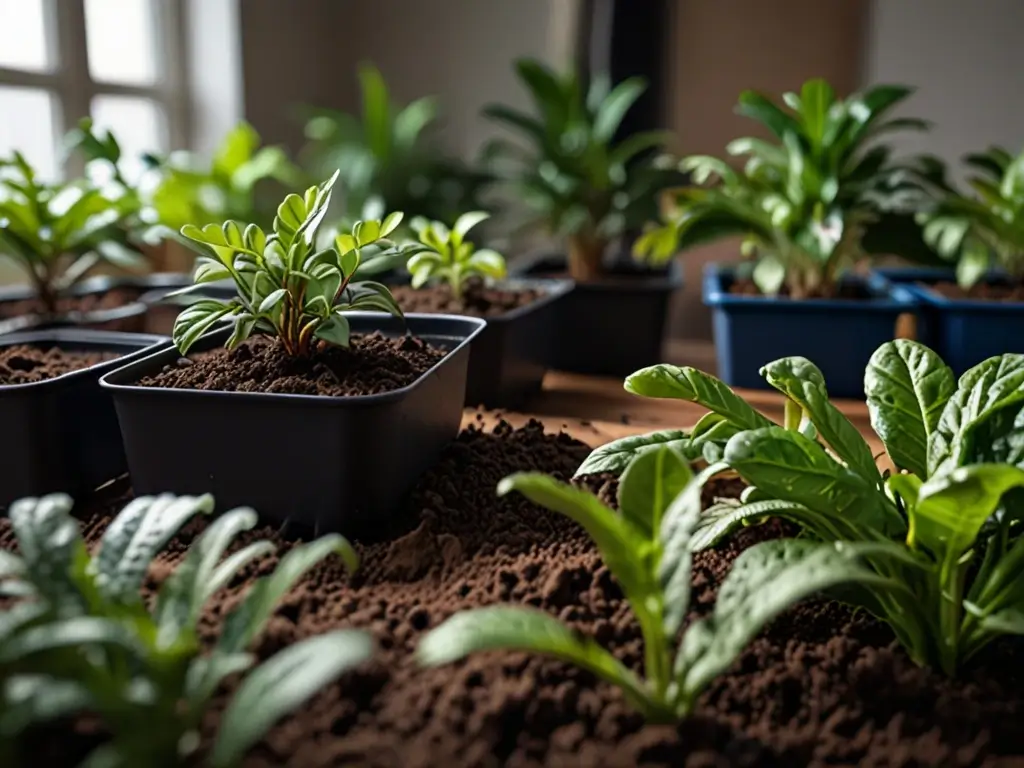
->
[408,211,506,299]
[482,59,681,281]
[418,446,890,721]
[299,63,488,227]
[635,79,929,296]
[0,150,145,314]
[917,146,1024,287]
[0,493,370,767]
[605,339,1024,673]
[173,172,418,356]
[148,122,303,231]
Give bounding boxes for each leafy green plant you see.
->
[603,340,1024,673]
[149,122,303,232]
[418,446,893,721]
[299,63,489,227]
[635,79,930,297]
[0,492,371,767]
[482,59,681,282]
[173,171,418,356]
[916,146,1024,287]
[0,151,145,315]
[407,211,506,299]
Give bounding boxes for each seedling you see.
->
[173,171,418,356]
[608,339,1024,673]
[408,211,506,299]
[0,492,372,767]
[419,446,891,721]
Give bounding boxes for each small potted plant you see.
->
[484,59,684,376]
[384,211,572,407]
[101,173,484,530]
[638,79,927,397]
[898,146,1024,372]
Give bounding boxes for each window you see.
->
[0,0,189,180]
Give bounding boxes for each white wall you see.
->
[863,0,1024,177]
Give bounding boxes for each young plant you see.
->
[604,340,1024,673]
[482,59,681,282]
[0,492,371,767]
[0,151,145,315]
[173,171,416,356]
[635,79,930,297]
[408,211,506,299]
[917,146,1024,287]
[418,446,892,721]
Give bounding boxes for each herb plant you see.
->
[0,492,371,767]
[418,446,892,721]
[408,212,507,299]
[635,79,929,297]
[173,171,416,356]
[604,340,1024,673]
[917,146,1024,287]
[482,59,680,282]
[0,151,145,315]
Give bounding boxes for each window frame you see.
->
[0,0,191,176]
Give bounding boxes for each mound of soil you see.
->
[390,283,545,318]
[0,345,119,385]
[135,333,447,397]
[2,421,1023,766]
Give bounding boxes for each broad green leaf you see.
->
[194,260,231,284]
[218,534,359,654]
[213,122,259,176]
[184,652,255,714]
[617,446,693,540]
[761,356,880,482]
[625,365,774,431]
[657,473,704,636]
[465,249,507,279]
[173,300,236,354]
[690,499,812,552]
[0,617,141,665]
[313,314,350,347]
[593,78,646,143]
[257,288,287,314]
[354,219,381,246]
[210,631,374,767]
[979,608,1024,634]
[865,339,955,478]
[91,494,215,605]
[453,211,489,240]
[0,676,93,737]
[724,427,904,538]
[417,606,649,710]
[0,549,24,580]
[380,211,403,237]
[735,90,801,140]
[574,429,699,477]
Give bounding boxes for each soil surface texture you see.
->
[728,278,869,301]
[0,344,119,385]
[930,280,1024,302]
[136,333,447,397]
[2,421,1023,766]
[390,282,545,318]
[0,287,147,332]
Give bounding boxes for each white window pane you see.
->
[0,0,51,72]
[0,86,58,180]
[90,95,165,183]
[84,0,158,85]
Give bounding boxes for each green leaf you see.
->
[210,631,374,768]
[218,535,359,654]
[91,494,215,605]
[465,249,507,279]
[735,90,801,140]
[452,211,489,240]
[625,364,774,431]
[865,339,955,478]
[173,300,236,354]
[574,429,700,477]
[313,314,350,347]
[761,357,880,482]
[257,288,287,314]
[0,676,93,737]
[213,122,259,177]
[617,446,693,540]
[593,78,646,143]
[358,63,392,161]
[657,472,705,636]
[0,617,141,665]
[194,260,232,284]
[354,219,381,246]
[380,211,403,237]
[691,499,812,552]
[417,606,650,710]
[979,608,1024,634]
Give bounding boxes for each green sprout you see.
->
[407,211,506,300]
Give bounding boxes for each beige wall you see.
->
[664,0,867,340]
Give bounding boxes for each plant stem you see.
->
[567,233,606,282]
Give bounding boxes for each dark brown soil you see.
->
[3,421,1023,766]
[930,281,1024,302]
[0,344,119,385]
[728,279,868,300]
[390,282,545,318]
[135,333,447,397]
[0,287,147,332]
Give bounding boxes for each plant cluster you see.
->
[915,146,1024,287]
[407,211,507,299]
[593,339,1024,673]
[0,492,370,766]
[482,59,682,282]
[173,172,422,356]
[635,79,931,297]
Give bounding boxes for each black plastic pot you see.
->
[0,328,170,507]
[101,314,485,533]
[514,253,683,377]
